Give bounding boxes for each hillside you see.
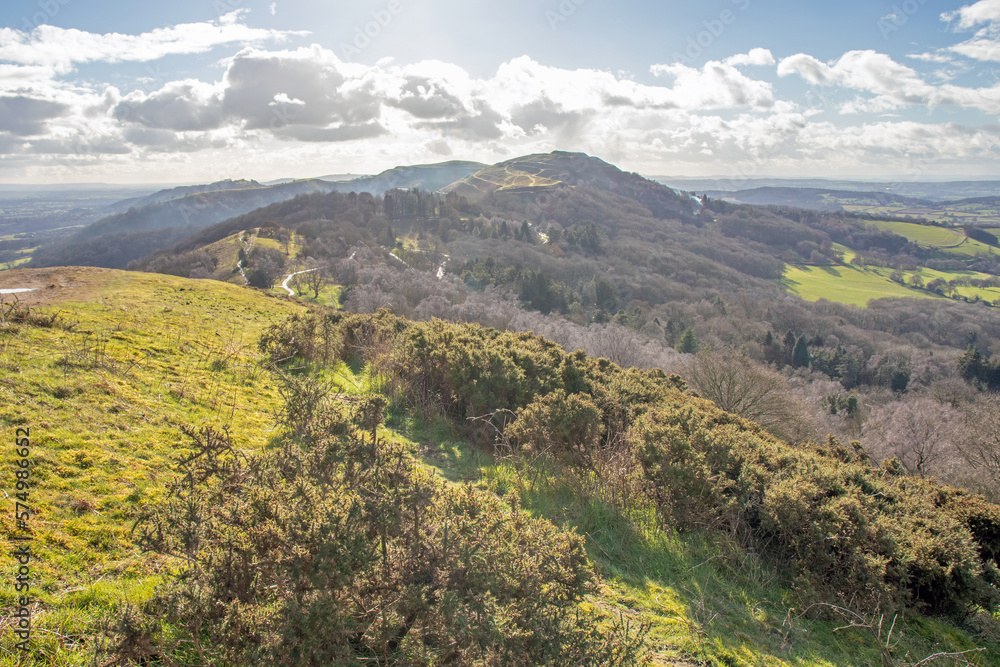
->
[106,178,265,213]
[658,177,1000,202]
[2,267,1000,665]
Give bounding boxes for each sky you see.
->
[2,0,1000,184]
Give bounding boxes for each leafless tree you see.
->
[684,350,813,442]
[302,265,330,299]
[956,395,1000,501]
[862,397,961,477]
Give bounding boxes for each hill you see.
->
[105,178,265,213]
[27,178,339,269]
[445,151,694,220]
[25,162,486,271]
[658,176,1000,201]
[328,159,486,195]
[2,267,1000,665]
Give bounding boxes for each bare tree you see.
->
[684,350,814,442]
[956,395,1000,501]
[862,398,961,477]
[303,265,331,299]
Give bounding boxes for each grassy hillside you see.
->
[864,219,997,256]
[0,268,309,661]
[2,270,999,665]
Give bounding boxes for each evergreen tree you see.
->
[676,328,698,354]
[791,335,811,369]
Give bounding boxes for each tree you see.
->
[676,328,698,354]
[685,350,810,442]
[519,220,535,244]
[958,395,1000,501]
[246,246,286,289]
[862,398,960,477]
[595,280,617,312]
[791,335,811,369]
[302,264,331,299]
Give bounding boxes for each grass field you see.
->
[782,262,933,306]
[864,219,997,256]
[783,224,1000,306]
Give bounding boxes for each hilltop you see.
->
[444,151,694,220]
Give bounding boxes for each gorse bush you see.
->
[259,311,1000,618]
[108,394,647,665]
[634,397,1000,615]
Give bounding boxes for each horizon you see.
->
[4,1,1000,185]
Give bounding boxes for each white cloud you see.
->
[724,48,776,67]
[942,0,1000,30]
[0,11,306,73]
[650,51,775,109]
[939,0,1000,62]
[113,80,224,132]
[778,49,1000,114]
[5,24,1000,183]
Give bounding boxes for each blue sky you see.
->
[2,0,1000,183]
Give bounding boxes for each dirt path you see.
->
[280,268,318,296]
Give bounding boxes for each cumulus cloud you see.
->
[0,95,68,135]
[938,0,1000,62]
[113,80,224,131]
[4,8,1000,184]
[650,51,776,109]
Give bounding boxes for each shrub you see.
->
[507,390,602,463]
[110,402,647,665]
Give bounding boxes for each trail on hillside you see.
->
[280,267,318,296]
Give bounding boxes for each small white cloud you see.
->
[942,0,1000,30]
[270,3,277,16]
[724,48,776,67]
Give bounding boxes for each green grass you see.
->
[783,234,1000,307]
[864,219,998,256]
[0,267,309,663]
[412,433,1000,667]
[782,262,933,306]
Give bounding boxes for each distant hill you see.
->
[328,160,486,195]
[29,178,338,269]
[446,151,694,220]
[263,174,368,186]
[657,176,1000,202]
[702,187,934,212]
[29,162,488,270]
[107,179,265,213]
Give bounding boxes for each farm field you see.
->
[864,218,998,256]
[782,261,932,306]
[782,243,1000,306]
